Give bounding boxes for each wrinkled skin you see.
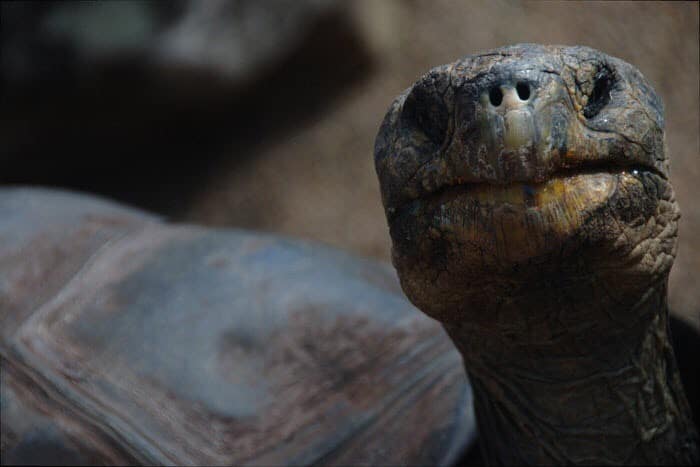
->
[375,44,699,465]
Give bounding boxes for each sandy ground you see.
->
[182,1,699,329]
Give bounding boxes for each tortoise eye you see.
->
[583,66,614,119]
[401,79,448,147]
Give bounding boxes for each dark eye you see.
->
[583,66,614,119]
[401,79,449,147]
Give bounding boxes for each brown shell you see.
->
[0,188,475,465]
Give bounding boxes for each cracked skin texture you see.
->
[374,44,699,464]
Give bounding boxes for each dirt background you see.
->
[3,1,698,329]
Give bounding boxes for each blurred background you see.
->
[2,0,698,329]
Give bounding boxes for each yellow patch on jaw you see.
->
[537,173,616,236]
[436,173,617,262]
[466,172,615,212]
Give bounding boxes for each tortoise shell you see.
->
[0,188,475,465]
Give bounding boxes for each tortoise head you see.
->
[374,44,679,326]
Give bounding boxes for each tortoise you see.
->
[374,43,699,464]
[0,188,474,466]
[0,43,698,466]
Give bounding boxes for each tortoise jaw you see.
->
[388,165,666,269]
[421,170,616,210]
[392,162,662,219]
[395,172,615,251]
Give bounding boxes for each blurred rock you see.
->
[2,0,335,86]
[156,0,332,79]
[0,0,373,213]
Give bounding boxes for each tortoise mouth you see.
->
[388,166,665,266]
[395,163,664,217]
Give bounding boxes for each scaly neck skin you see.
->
[443,279,699,465]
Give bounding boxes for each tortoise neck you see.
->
[443,281,699,465]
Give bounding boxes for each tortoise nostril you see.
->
[516,82,530,101]
[489,87,503,106]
